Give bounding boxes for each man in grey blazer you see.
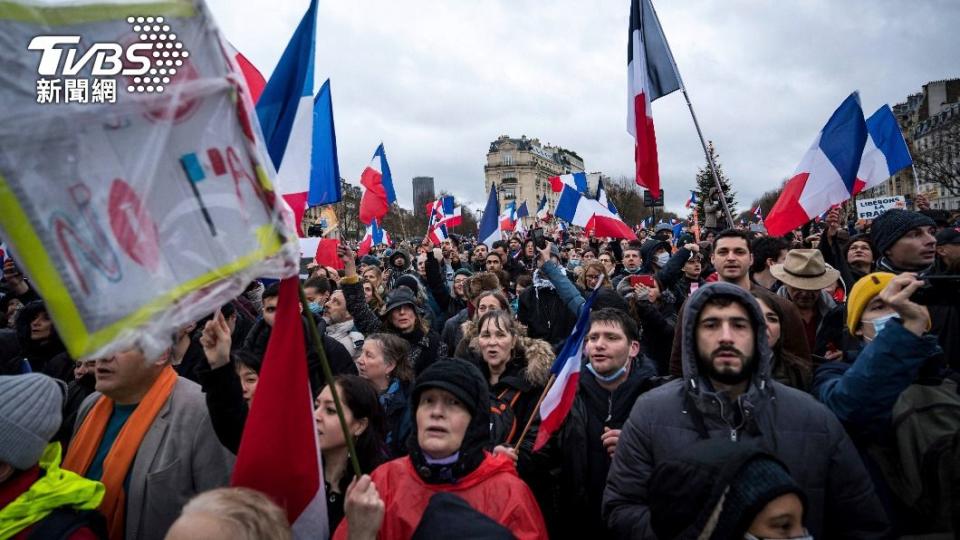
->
[66,346,234,540]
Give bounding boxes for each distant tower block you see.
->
[413,176,436,217]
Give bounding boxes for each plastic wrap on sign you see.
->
[0,0,299,360]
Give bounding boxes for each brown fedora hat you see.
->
[770,249,840,291]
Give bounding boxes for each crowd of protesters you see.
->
[1,200,959,539]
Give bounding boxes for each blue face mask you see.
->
[308,301,324,316]
[586,361,627,383]
[567,259,582,271]
[864,312,899,340]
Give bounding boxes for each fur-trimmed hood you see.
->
[457,319,554,387]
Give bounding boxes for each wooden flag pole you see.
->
[298,283,362,477]
[513,373,556,451]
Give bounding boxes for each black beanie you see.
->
[649,439,806,539]
[870,209,935,257]
[412,358,487,419]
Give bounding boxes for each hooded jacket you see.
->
[602,283,889,539]
[518,274,577,352]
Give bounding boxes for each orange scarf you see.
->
[63,366,178,539]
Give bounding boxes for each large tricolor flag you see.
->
[555,185,636,240]
[309,80,342,206]
[628,0,681,196]
[765,93,912,236]
[358,220,391,256]
[536,195,550,221]
[548,172,590,194]
[427,222,450,244]
[478,185,502,248]
[856,104,913,194]
[232,277,328,539]
[533,286,602,451]
[255,0,318,237]
[358,143,396,225]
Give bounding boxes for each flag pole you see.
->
[298,283,362,478]
[646,0,735,229]
[513,373,556,451]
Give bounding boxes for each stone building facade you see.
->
[412,176,436,217]
[484,135,585,216]
[862,79,960,210]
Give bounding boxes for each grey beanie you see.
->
[870,209,935,257]
[0,374,66,469]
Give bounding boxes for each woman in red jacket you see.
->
[334,358,547,540]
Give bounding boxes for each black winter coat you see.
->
[518,285,577,352]
[530,357,658,539]
[603,283,889,539]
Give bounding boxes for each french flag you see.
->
[533,287,603,451]
[628,0,681,195]
[685,190,698,208]
[548,172,590,193]
[233,277,328,539]
[856,104,913,194]
[753,205,763,221]
[517,200,530,219]
[427,222,450,244]
[596,179,619,216]
[255,0,318,237]
[555,185,636,240]
[536,195,550,221]
[427,196,462,228]
[358,143,397,225]
[478,184,502,248]
[358,220,391,256]
[766,93,912,236]
[500,201,517,232]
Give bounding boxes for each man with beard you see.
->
[603,283,888,539]
[771,249,840,354]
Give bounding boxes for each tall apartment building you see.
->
[484,135,586,215]
[412,176,436,217]
[862,79,960,210]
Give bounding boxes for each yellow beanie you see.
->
[846,272,895,336]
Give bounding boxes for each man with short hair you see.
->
[531,308,657,537]
[485,252,503,274]
[935,226,960,272]
[771,249,840,352]
[65,346,234,540]
[472,243,489,272]
[750,236,789,291]
[612,242,644,288]
[324,290,364,356]
[603,283,889,538]
[668,229,811,376]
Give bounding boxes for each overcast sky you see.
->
[208,0,958,216]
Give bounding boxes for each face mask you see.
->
[744,532,812,540]
[863,312,899,341]
[308,301,324,316]
[655,252,670,266]
[586,360,628,383]
[567,259,582,271]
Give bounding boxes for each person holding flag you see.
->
[526,307,658,538]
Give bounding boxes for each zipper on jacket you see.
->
[606,396,613,423]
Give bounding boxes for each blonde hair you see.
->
[178,487,291,540]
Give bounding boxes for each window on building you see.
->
[501,177,517,200]
[502,153,514,165]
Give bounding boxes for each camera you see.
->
[910,275,960,306]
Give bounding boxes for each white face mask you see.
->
[744,532,813,540]
[863,312,900,341]
[655,252,670,266]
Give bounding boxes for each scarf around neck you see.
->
[63,365,178,539]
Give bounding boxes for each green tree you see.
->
[606,175,658,227]
[693,142,737,227]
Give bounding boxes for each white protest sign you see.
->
[0,1,298,359]
[856,196,907,220]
